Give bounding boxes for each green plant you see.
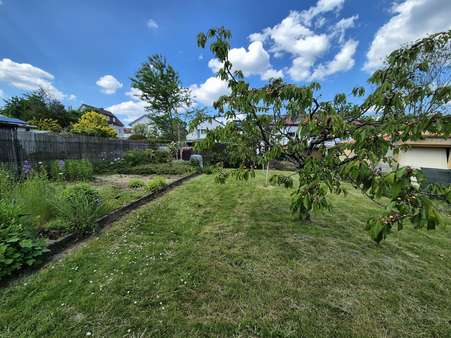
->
[123,149,155,166]
[71,111,117,138]
[62,160,94,181]
[55,183,105,236]
[147,176,166,192]
[128,179,145,189]
[14,173,57,226]
[28,118,62,133]
[155,149,172,163]
[0,168,14,200]
[0,200,48,280]
[195,27,451,242]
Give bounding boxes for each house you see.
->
[79,104,125,138]
[0,114,33,131]
[186,114,246,143]
[129,114,151,128]
[393,136,451,170]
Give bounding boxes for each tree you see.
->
[194,27,451,243]
[0,89,80,128]
[28,118,62,133]
[71,111,117,138]
[131,54,191,157]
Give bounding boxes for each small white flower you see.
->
[86,332,92,336]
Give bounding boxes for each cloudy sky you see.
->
[1,0,450,125]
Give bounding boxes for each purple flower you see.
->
[22,160,32,176]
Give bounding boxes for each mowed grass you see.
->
[0,173,450,337]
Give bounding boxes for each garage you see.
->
[398,147,449,169]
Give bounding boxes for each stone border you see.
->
[0,172,200,288]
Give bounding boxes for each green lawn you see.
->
[1,173,450,337]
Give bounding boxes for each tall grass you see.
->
[14,172,58,227]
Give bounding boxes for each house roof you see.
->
[0,114,30,128]
[79,104,124,127]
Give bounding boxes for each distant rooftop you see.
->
[79,104,124,127]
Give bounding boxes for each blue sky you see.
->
[1,0,450,125]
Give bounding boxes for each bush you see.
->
[147,176,166,192]
[128,179,145,189]
[118,161,194,176]
[0,168,13,200]
[49,159,93,181]
[0,200,48,280]
[92,158,126,175]
[123,149,155,166]
[155,149,172,163]
[128,134,148,141]
[55,183,105,236]
[14,172,57,226]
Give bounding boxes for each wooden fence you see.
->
[0,127,149,173]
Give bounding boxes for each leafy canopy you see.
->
[131,54,191,144]
[71,111,117,138]
[194,27,451,243]
[0,88,80,129]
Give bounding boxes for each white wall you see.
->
[398,147,448,169]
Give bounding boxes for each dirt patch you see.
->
[92,174,181,189]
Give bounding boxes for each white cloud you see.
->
[0,58,65,100]
[332,15,358,43]
[125,87,143,101]
[309,39,358,80]
[67,94,76,101]
[364,0,451,72]
[300,0,344,26]
[107,100,147,125]
[249,0,358,81]
[190,77,230,106]
[147,19,159,29]
[0,89,4,98]
[261,68,284,80]
[96,75,123,95]
[208,41,282,81]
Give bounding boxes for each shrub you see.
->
[92,158,126,174]
[128,179,145,189]
[71,111,117,138]
[123,149,155,166]
[64,160,93,181]
[50,159,93,181]
[0,168,13,200]
[155,149,172,163]
[14,172,57,226]
[55,183,105,236]
[147,176,166,192]
[0,200,48,280]
[128,134,148,141]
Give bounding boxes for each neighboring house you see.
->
[186,114,246,143]
[394,136,451,170]
[129,114,151,128]
[0,114,33,131]
[79,104,125,138]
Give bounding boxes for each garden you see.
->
[0,173,450,337]
[0,148,196,281]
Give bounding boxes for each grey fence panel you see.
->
[0,129,150,173]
